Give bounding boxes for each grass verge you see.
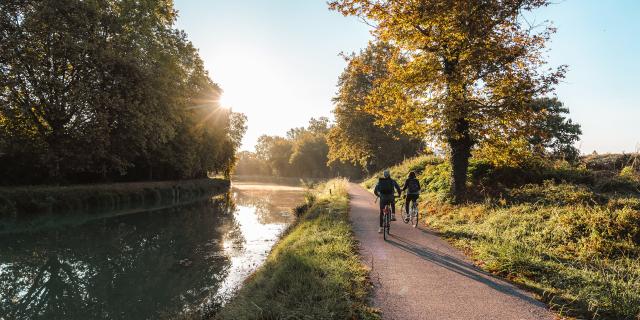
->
[216,178,378,320]
[365,155,640,320]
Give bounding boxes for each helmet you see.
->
[383,170,390,178]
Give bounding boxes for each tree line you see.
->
[234,115,425,179]
[0,0,246,185]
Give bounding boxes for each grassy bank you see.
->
[0,178,229,218]
[216,178,378,320]
[365,155,640,320]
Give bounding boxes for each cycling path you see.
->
[348,183,554,320]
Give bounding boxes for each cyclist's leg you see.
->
[390,197,397,220]
[379,200,385,227]
[413,194,420,210]
[405,195,410,214]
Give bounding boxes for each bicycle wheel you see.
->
[402,200,409,224]
[383,212,388,240]
[411,203,419,228]
[387,211,391,235]
[384,205,391,240]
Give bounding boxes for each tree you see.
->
[255,135,294,176]
[233,151,270,176]
[0,0,241,184]
[330,0,566,202]
[252,117,356,178]
[328,41,424,173]
[476,97,581,166]
[528,98,581,161]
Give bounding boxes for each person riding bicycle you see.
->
[402,171,421,223]
[374,170,402,233]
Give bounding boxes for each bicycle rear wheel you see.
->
[383,212,388,240]
[411,203,419,228]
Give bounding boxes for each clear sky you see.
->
[174,0,639,154]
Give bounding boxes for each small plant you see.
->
[620,166,639,181]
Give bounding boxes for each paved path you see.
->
[348,183,554,320]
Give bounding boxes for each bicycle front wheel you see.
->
[382,213,391,240]
[383,213,388,240]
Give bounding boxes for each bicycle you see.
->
[402,196,419,228]
[376,196,394,240]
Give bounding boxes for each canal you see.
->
[0,180,305,320]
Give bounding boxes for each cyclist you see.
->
[374,170,402,233]
[402,171,421,222]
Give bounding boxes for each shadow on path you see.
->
[385,233,541,305]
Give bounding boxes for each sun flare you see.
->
[217,94,230,110]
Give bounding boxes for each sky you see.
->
[174,0,639,154]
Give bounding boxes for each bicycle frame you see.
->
[402,195,420,228]
[382,203,391,240]
[376,196,395,240]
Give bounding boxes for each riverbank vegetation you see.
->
[0,0,246,185]
[0,178,229,219]
[364,153,640,319]
[216,179,378,319]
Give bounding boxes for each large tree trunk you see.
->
[448,118,472,204]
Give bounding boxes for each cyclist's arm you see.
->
[373,183,380,197]
[393,181,402,196]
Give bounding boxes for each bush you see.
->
[508,181,603,206]
[620,166,639,180]
[583,153,639,172]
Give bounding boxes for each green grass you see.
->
[216,178,378,320]
[365,155,640,320]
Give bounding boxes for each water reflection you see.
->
[0,181,304,320]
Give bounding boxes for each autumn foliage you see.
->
[330,0,567,202]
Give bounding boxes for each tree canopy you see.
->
[235,117,363,179]
[0,0,244,185]
[330,0,567,202]
[328,41,425,173]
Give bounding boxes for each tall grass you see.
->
[365,155,640,320]
[216,179,378,320]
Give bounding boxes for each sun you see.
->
[217,94,230,110]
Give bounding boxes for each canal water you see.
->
[0,180,305,320]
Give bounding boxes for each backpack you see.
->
[406,178,420,194]
[378,178,394,195]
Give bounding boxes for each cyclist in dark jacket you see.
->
[402,171,421,221]
[374,170,402,233]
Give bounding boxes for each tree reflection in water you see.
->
[0,182,305,320]
[232,181,305,225]
[1,194,234,319]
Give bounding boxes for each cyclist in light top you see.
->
[374,170,402,233]
[402,171,421,222]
